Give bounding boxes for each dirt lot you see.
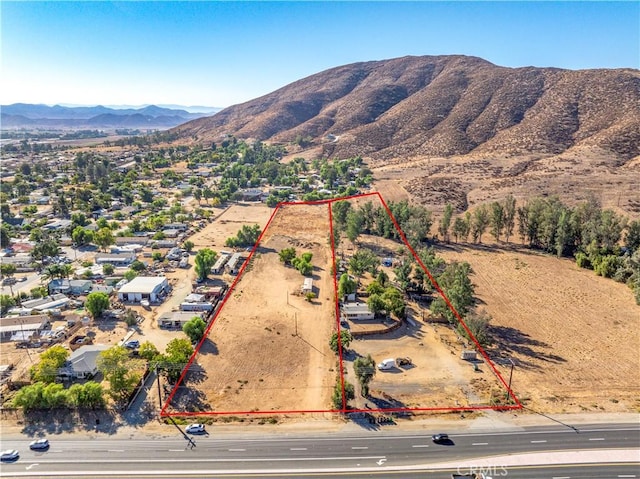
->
[434,242,640,413]
[166,203,338,414]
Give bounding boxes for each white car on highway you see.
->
[185,423,205,434]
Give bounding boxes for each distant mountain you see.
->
[0,103,218,129]
[173,55,640,161]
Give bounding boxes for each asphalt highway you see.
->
[0,423,638,478]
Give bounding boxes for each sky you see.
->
[1,1,638,109]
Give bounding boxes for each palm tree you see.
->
[59,264,75,279]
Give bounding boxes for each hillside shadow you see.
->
[491,325,566,370]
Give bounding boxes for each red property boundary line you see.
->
[160,192,521,417]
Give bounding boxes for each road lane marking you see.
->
[351,446,368,450]
[552,476,571,479]
[377,458,387,465]
[168,449,183,452]
[531,440,547,443]
[25,464,39,470]
[618,475,636,478]
[589,438,605,441]
[472,442,488,446]
[107,450,124,452]
[411,445,429,448]
[228,448,246,452]
[290,448,307,451]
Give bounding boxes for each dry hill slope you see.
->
[174,55,640,162]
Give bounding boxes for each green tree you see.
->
[458,310,492,347]
[0,224,11,248]
[626,220,640,253]
[85,291,110,319]
[67,382,105,409]
[291,256,313,276]
[353,354,376,396]
[13,382,46,411]
[393,261,413,292]
[382,287,405,318]
[130,259,146,272]
[0,263,17,279]
[376,269,389,286]
[471,204,491,243]
[31,234,61,264]
[94,227,115,252]
[366,280,384,296]
[345,210,364,243]
[490,202,505,242]
[329,330,353,354]
[97,346,142,402]
[348,248,378,277]
[332,377,353,409]
[183,240,195,252]
[102,263,115,275]
[278,247,297,265]
[338,273,357,298]
[0,294,16,314]
[72,226,94,247]
[30,345,69,383]
[161,338,194,382]
[30,286,47,299]
[367,293,386,316]
[41,383,68,409]
[332,200,352,227]
[183,316,207,343]
[438,204,454,242]
[503,194,517,243]
[124,269,137,281]
[430,262,474,324]
[194,248,217,281]
[139,341,160,361]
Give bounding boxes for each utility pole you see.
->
[19,319,33,363]
[505,358,515,401]
[155,364,163,410]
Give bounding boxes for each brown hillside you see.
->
[174,55,640,161]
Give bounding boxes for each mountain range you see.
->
[173,55,639,162]
[1,103,219,129]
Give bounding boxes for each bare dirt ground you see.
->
[371,148,640,217]
[167,203,338,414]
[434,242,640,414]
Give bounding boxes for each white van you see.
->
[377,358,396,370]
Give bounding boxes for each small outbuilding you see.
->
[158,311,204,329]
[301,277,313,294]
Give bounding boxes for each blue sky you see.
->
[1,1,638,108]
